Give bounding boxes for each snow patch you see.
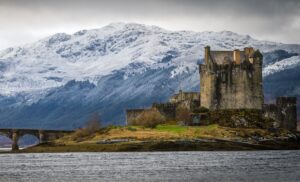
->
[263,56,300,77]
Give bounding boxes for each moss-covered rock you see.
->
[201,109,274,129]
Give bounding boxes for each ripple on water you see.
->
[0,151,300,182]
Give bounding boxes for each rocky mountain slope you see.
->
[0,23,299,129]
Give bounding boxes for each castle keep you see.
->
[200,46,263,110]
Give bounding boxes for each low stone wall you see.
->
[152,103,177,121]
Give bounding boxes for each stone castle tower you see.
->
[199,46,264,110]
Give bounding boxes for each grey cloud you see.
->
[0,0,299,49]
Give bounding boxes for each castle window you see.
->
[221,72,226,83]
[248,72,252,78]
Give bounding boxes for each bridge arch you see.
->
[17,134,40,147]
[0,129,73,151]
[0,131,11,139]
[0,132,13,150]
[0,129,46,150]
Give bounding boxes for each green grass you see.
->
[155,124,188,134]
[193,124,224,137]
[126,126,138,131]
[194,124,219,132]
[155,124,221,134]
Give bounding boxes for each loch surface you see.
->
[0,151,299,182]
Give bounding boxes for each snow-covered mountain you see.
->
[0,23,299,129]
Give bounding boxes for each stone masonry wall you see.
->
[152,103,177,120]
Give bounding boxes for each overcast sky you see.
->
[0,0,299,50]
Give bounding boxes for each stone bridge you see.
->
[0,129,74,151]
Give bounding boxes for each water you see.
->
[0,151,300,182]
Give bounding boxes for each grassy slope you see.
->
[56,124,236,144]
[59,124,292,143]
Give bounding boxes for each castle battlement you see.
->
[204,46,261,66]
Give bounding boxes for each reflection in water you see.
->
[0,151,299,182]
[0,147,11,151]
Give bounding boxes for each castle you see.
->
[126,46,297,130]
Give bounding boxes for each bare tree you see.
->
[85,113,101,134]
[72,113,101,141]
[134,108,166,128]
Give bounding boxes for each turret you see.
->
[204,46,210,64]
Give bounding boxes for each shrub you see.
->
[134,108,166,128]
[85,113,101,134]
[176,106,192,125]
[198,106,209,113]
[127,126,137,131]
[193,107,209,114]
[192,108,201,113]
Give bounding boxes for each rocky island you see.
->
[18,46,300,153]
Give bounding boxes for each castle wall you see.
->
[126,91,200,125]
[218,61,263,109]
[152,103,177,120]
[169,91,200,103]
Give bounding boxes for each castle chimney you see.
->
[244,47,254,58]
[233,49,241,64]
[244,47,249,56]
[248,47,254,56]
[205,46,210,64]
